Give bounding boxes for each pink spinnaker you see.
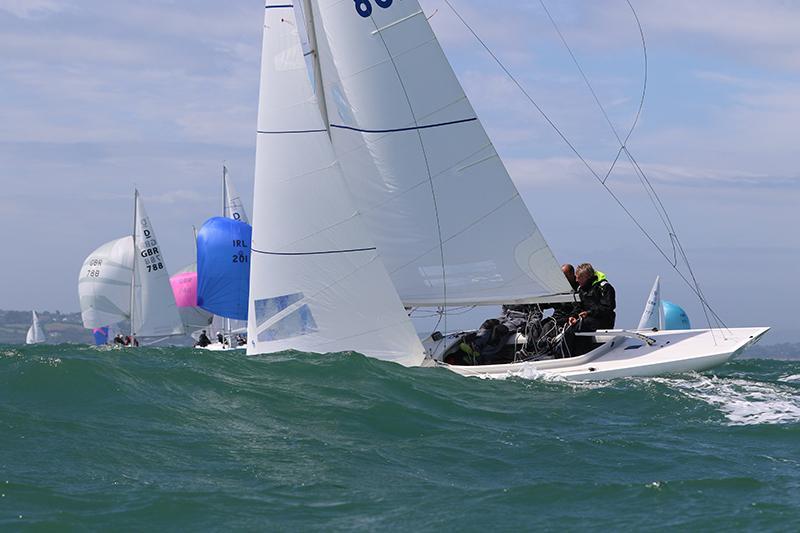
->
[170,271,198,308]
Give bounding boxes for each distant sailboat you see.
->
[637,277,692,331]
[26,311,46,345]
[196,167,251,350]
[246,1,768,379]
[170,263,213,332]
[78,190,185,343]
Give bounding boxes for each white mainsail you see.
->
[132,191,185,337]
[223,166,250,224]
[79,235,135,329]
[306,0,572,307]
[25,311,46,345]
[638,276,664,330]
[247,2,425,365]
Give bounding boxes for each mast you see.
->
[222,165,231,344]
[301,0,329,135]
[129,188,139,339]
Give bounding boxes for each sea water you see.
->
[2,345,799,530]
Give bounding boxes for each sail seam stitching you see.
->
[257,129,327,134]
[252,247,376,256]
[329,117,476,134]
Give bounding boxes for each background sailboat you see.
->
[78,190,184,343]
[196,167,252,349]
[25,311,46,345]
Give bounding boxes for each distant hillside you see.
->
[741,342,800,360]
[0,309,93,344]
[0,310,194,346]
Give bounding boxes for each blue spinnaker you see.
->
[197,217,251,320]
[663,300,691,330]
[93,327,109,345]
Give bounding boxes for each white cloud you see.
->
[0,0,63,19]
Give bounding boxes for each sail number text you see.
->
[355,0,392,17]
[86,258,102,278]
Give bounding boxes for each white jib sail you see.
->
[26,311,46,344]
[132,192,185,337]
[223,166,250,224]
[307,0,572,307]
[247,2,425,366]
[638,276,664,330]
[79,235,135,329]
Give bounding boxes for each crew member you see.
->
[196,330,211,348]
[567,263,616,355]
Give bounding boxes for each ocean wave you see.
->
[653,374,800,426]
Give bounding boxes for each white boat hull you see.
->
[196,342,245,352]
[424,327,770,381]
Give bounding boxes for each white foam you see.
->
[779,374,800,383]
[654,375,800,426]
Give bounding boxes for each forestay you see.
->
[247,2,425,365]
[307,0,572,306]
[132,193,184,337]
[79,235,135,329]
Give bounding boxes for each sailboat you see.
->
[196,167,251,351]
[26,311,46,345]
[78,190,185,344]
[246,1,768,380]
[170,263,213,333]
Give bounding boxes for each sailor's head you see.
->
[575,263,595,288]
[561,263,577,289]
[201,330,206,334]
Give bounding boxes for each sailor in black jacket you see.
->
[570,263,616,331]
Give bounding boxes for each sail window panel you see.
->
[249,1,425,364]
[395,204,567,306]
[249,253,424,365]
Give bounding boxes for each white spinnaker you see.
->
[133,193,184,337]
[307,0,571,306]
[223,167,250,224]
[247,2,425,366]
[638,276,665,330]
[79,236,134,329]
[26,311,46,344]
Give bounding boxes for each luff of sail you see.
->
[79,235,135,329]
[307,0,572,306]
[247,2,425,365]
[638,276,664,330]
[26,311,46,344]
[223,166,250,224]
[132,193,185,337]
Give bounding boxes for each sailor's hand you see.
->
[578,311,589,319]
[569,317,578,326]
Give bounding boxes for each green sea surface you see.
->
[2,345,799,530]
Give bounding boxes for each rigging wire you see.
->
[440,0,728,333]
[536,0,722,336]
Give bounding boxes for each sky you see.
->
[0,0,797,342]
